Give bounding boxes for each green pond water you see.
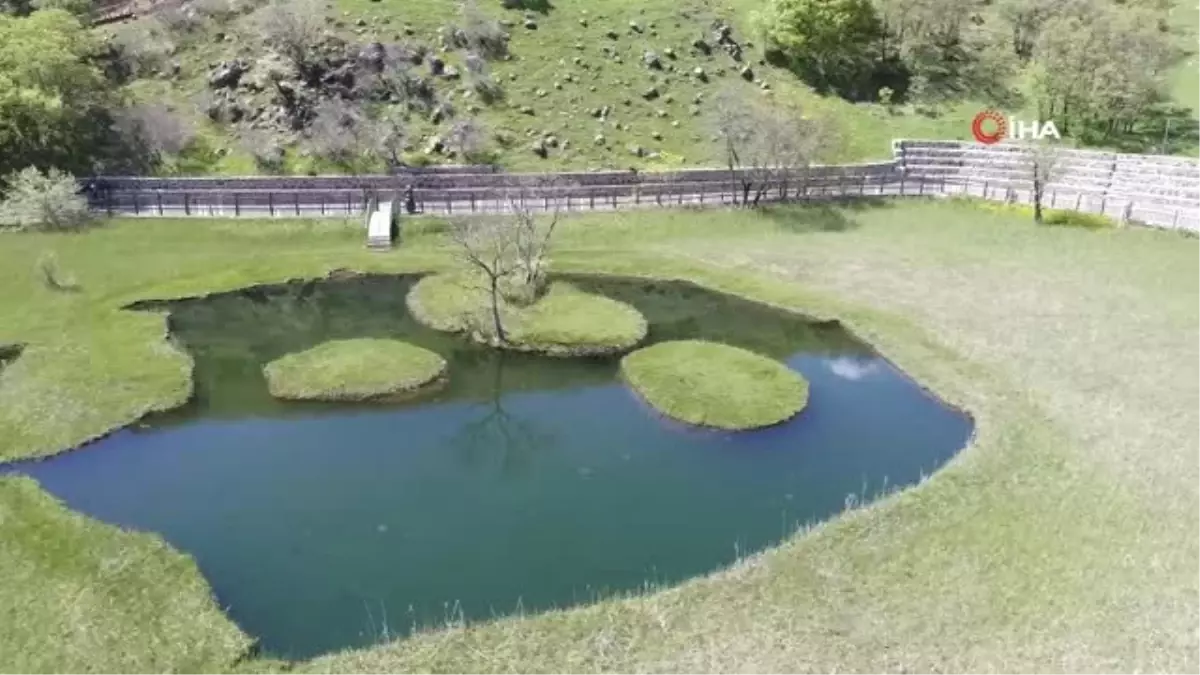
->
[3,274,972,659]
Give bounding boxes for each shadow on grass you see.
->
[502,0,553,14]
[0,343,23,372]
[754,197,896,233]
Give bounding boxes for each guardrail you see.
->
[87,170,931,218]
[84,141,1200,233]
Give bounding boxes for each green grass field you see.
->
[0,200,1196,671]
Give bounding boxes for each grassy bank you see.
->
[620,339,808,430]
[262,338,447,400]
[406,274,648,356]
[0,201,1195,671]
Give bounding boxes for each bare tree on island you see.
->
[711,86,834,207]
[1022,140,1063,224]
[448,217,519,344]
[447,177,571,343]
[507,176,569,297]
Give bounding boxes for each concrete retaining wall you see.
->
[894,140,1199,230]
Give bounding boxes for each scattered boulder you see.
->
[740,65,754,81]
[524,18,537,29]
[208,60,248,89]
[357,41,387,73]
[629,20,642,33]
[641,86,660,100]
[429,56,445,76]
[424,135,444,155]
[627,143,645,157]
[605,29,619,39]
[663,47,676,59]
[643,50,662,69]
[442,65,461,80]
[519,105,535,115]
[691,37,711,55]
[593,133,606,145]
[651,131,662,140]
[692,66,708,82]
[531,137,548,157]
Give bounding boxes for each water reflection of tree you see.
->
[453,351,556,475]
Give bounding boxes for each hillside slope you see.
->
[106,0,1198,175]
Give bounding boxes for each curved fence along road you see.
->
[87,141,1200,234]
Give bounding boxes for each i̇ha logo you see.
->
[971,109,1061,144]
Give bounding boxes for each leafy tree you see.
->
[0,166,92,232]
[0,10,115,179]
[711,87,836,207]
[755,0,884,98]
[1030,0,1179,139]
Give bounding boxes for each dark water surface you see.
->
[3,274,972,659]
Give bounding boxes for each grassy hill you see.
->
[106,0,1199,175]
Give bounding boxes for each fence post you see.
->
[700,184,705,204]
[1172,209,1180,228]
[268,192,274,217]
[1074,193,1082,211]
[590,194,595,210]
[294,192,300,216]
[982,180,989,199]
[566,194,572,211]
[471,193,476,212]
[918,176,925,196]
[1099,196,1106,215]
[132,191,140,215]
[105,188,113,216]
[157,191,164,215]
[1049,190,1056,209]
[234,193,240,216]
[635,186,641,205]
[860,173,866,195]
[183,192,190,216]
[899,174,906,196]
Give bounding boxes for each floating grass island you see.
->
[620,340,810,430]
[406,274,648,357]
[263,338,447,401]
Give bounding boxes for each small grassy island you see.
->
[262,338,447,401]
[406,274,648,357]
[621,340,810,430]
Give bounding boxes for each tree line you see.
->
[756,0,1191,145]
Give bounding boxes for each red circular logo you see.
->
[971,110,1007,144]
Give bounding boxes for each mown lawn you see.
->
[0,200,1196,672]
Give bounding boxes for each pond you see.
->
[2,274,973,659]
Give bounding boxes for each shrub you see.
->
[34,250,79,291]
[106,18,176,78]
[111,104,198,162]
[237,129,286,172]
[0,167,92,232]
[446,0,509,59]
